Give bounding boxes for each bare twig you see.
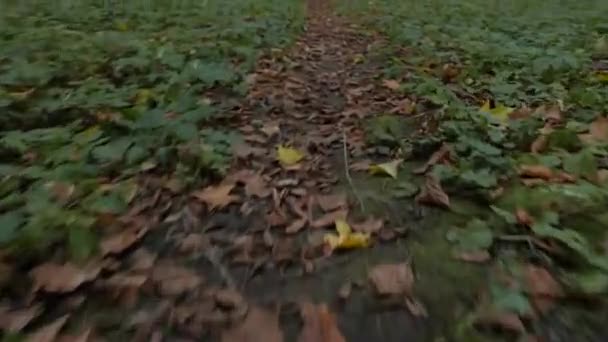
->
[342,129,365,212]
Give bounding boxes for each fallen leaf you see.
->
[524,265,564,313]
[100,225,148,256]
[0,304,43,332]
[222,307,283,342]
[324,219,370,251]
[368,262,414,296]
[541,105,563,124]
[382,79,401,90]
[244,174,271,198]
[519,165,553,180]
[351,217,383,234]
[25,314,69,342]
[285,218,307,234]
[405,297,428,317]
[233,143,266,159]
[480,100,515,122]
[415,176,450,208]
[530,135,548,154]
[192,183,240,210]
[369,159,402,179]
[389,98,415,115]
[598,169,608,183]
[103,272,148,289]
[515,208,534,226]
[277,145,305,166]
[261,123,281,137]
[176,233,209,254]
[338,282,352,300]
[151,262,203,296]
[30,263,102,293]
[311,209,348,228]
[298,302,345,342]
[316,193,347,212]
[129,248,157,271]
[590,116,608,142]
[56,328,92,342]
[413,143,452,174]
[350,159,372,171]
[452,250,491,263]
[473,310,525,333]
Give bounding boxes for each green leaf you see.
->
[563,149,598,180]
[171,122,199,142]
[68,226,97,261]
[460,168,497,188]
[88,193,127,214]
[0,212,23,244]
[446,219,493,251]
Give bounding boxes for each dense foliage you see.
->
[343,0,608,338]
[0,0,303,260]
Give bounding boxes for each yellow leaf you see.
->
[368,159,402,179]
[595,71,608,82]
[480,100,514,122]
[324,219,370,250]
[115,21,129,32]
[277,145,304,165]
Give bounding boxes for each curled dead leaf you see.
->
[524,264,564,313]
[413,143,452,175]
[382,79,401,91]
[222,307,283,342]
[350,217,384,234]
[316,193,347,212]
[311,209,348,229]
[519,165,553,180]
[245,174,271,198]
[589,116,608,142]
[30,263,102,293]
[0,304,43,332]
[192,183,240,210]
[415,175,450,209]
[151,262,203,296]
[25,314,69,342]
[285,218,307,234]
[515,208,534,226]
[298,302,345,342]
[368,262,414,296]
[100,225,149,256]
[452,250,491,263]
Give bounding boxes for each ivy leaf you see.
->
[460,168,498,188]
[446,219,493,251]
[0,212,23,244]
[563,149,598,180]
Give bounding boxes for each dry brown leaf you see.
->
[129,248,157,271]
[413,143,452,175]
[405,297,428,317]
[542,105,563,124]
[452,250,491,263]
[530,135,548,154]
[590,116,608,142]
[244,174,271,198]
[151,262,203,296]
[519,165,553,180]
[266,209,288,227]
[297,302,345,342]
[285,218,308,234]
[473,310,525,333]
[103,272,148,289]
[521,178,545,187]
[316,193,347,212]
[351,217,384,234]
[368,262,414,296]
[30,263,102,293]
[222,307,283,342]
[192,183,240,210]
[389,99,415,115]
[515,208,534,226]
[524,265,564,313]
[100,225,148,256]
[56,328,92,342]
[25,314,69,342]
[176,233,209,254]
[0,304,43,332]
[598,169,608,183]
[233,143,266,159]
[415,176,450,208]
[382,79,400,91]
[261,122,281,137]
[311,209,348,229]
[349,159,372,171]
[552,171,576,183]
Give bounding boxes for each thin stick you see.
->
[342,129,365,212]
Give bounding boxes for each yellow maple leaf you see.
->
[277,145,304,165]
[368,159,402,179]
[324,219,370,251]
[480,100,514,123]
